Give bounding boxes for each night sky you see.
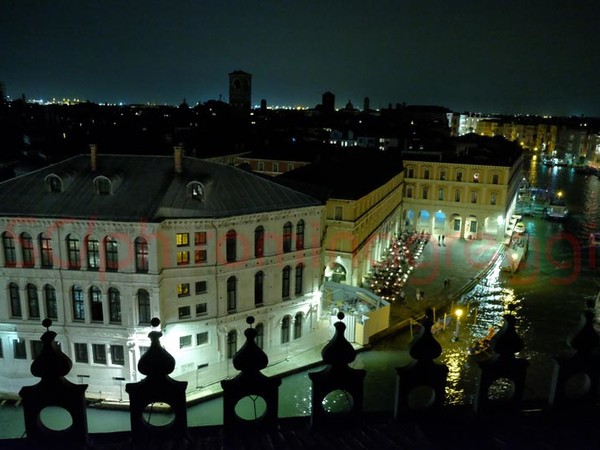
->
[1,0,599,116]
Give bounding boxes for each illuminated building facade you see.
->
[402,136,523,241]
[0,147,324,399]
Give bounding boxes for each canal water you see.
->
[2,155,599,438]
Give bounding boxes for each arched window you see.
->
[281,316,290,344]
[282,265,291,299]
[283,222,292,253]
[135,237,149,273]
[86,236,100,270]
[39,233,53,268]
[294,312,303,339]
[254,226,264,258]
[454,189,461,202]
[255,323,264,349]
[94,176,111,195]
[20,232,34,268]
[46,174,63,193]
[227,330,237,359]
[296,220,305,250]
[89,286,103,322]
[138,289,151,325]
[2,232,16,267]
[226,229,236,262]
[187,181,205,202]
[105,237,118,271]
[26,283,39,319]
[108,288,121,324]
[66,235,80,269]
[436,187,444,201]
[227,276,237,312]
[295,263,304,295]
[72,285,84,321]
[254,271,264,305]
[44,284,57,320]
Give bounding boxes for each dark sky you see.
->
[2,0,599,116]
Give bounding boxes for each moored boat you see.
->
[468,327,496,361]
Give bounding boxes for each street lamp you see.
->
[452,308,463,342]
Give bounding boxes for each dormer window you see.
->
[187,181,205,202]
[94,176,111,195]
[45,174,63,193]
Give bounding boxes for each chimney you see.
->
[174,145,184,174]
[89,144,97,171]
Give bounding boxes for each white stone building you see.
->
[0,148,325,399]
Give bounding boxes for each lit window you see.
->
[86,237,100,270]
[177,283,190,297]
[473,172,479,183]
[177,251,190,265]
[39,233,53,268]
[176,233,189,246]
[72,285,84,321]
[135,237,149,273]
[188,182,204,201]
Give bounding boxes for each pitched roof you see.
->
[0,154,321,222]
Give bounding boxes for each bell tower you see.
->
[228,70,252,114]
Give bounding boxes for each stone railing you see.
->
[5,303,600,449]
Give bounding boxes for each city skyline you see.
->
[2,1,600,117]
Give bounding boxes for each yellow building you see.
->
[402,136,523,241]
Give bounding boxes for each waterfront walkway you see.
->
[96,235,505,410]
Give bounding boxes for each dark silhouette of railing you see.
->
[5,304,600,449]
